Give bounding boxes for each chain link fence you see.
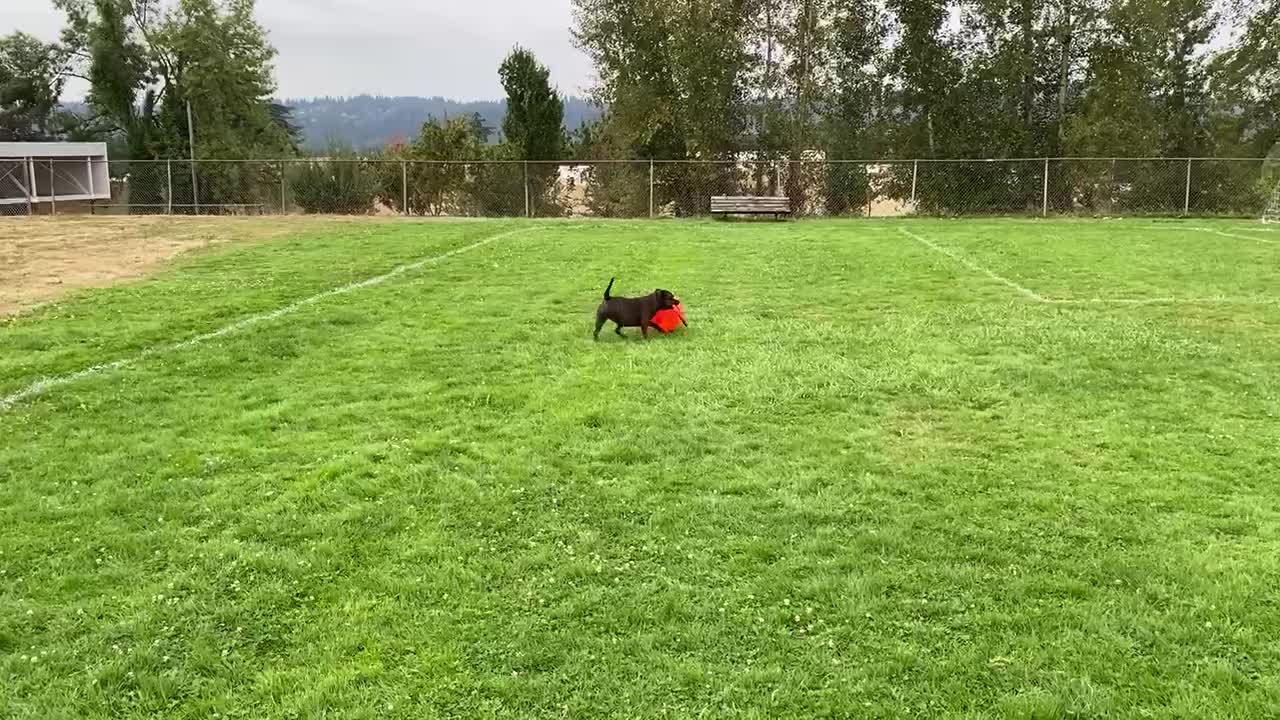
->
[5,157,1274,219]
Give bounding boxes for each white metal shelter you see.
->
[0,142,111,210]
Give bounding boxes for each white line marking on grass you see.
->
[898,227,1049,302]
[1,226,537,412]
[1192,227,1278,244]
[1052,296,1280,306]
[897,228,1278,307]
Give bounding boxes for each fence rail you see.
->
[3,157,1276,219]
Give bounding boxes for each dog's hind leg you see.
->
[614,323,625,337]
[593,313,607,341]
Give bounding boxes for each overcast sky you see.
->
[3,0,596,101]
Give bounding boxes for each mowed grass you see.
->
[2,218,1280,718]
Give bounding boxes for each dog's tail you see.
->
[603,277,615,300]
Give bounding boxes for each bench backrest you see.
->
[710,195,792,212]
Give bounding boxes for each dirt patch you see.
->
[0,216,403,316]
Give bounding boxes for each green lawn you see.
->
[3,218,1280,718]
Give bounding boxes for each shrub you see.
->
[288,156,377,214]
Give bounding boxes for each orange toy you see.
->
[650,302,686,333]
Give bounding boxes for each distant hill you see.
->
[283,95,603,151]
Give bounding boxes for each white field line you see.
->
[1192,227,1278,244]
[1052,296,1280,306]
[898,227,1049,302]
[1133,225,1275,238]
[1,225,537,412]
[900,227,1278,307]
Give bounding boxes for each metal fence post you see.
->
[1042,158,1050,216]
[166,160,173,215]
[523,161,530,218]
[280,160,287,214]
[401,160,408,215]
[49,160,56,216]
[1109,158,1116,212]
[649,159,655,218]
[910,160,919,207]
[866,163,873,218]
[1184,158,1192,215]
[191,160,200,215]
[25,157,33,216]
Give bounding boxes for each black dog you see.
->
[593,278,680,340]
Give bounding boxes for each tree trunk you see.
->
[794,0,810,156]
[1021,0,1036,136]
[1055,0,1073,150]
[761,0,775,159]
[926,111,935,157]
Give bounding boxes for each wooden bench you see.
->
[711,195,791,219]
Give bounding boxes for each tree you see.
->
[271,102,303,151]
[573,0,682,159]
[882,0,962,158]
[1067,0,1217,157]
[56,0,292,211]
[670,0,750,159]
[820,0,888,213]
[574,0,749,159]
[467,142,531,216]
[1211,0,1280,158]
[498,47,565,215]
[403,115,485,215]
[467,112,495,144]
[499,47,564,161]
[567,0,1273,217]
[781,0,826,158]
[56,0,157,160]
[57,0,290,159]
[0,32,71,141]
[574,0,751,214]
[570,114,650,216]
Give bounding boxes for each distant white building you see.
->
[0,142,111,209]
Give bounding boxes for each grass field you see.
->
[3,218,1280,718]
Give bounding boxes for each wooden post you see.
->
[401,161,408,215]
[280,160,287,214]
[523,161,530,218]
[166,160,174,215]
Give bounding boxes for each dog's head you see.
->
[654,289,678,309]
